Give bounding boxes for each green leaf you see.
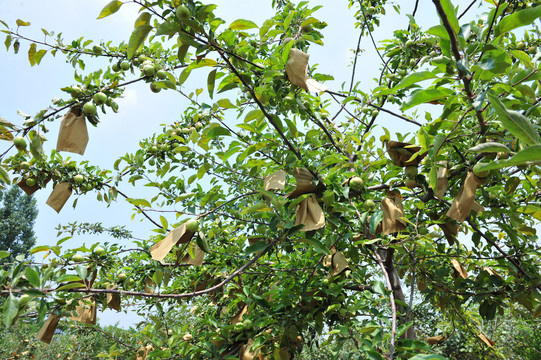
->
[75,265,87,281]
[28,43,36,66]
[373,280,386,295]
[488,93,540,146]
[245,240,268,254]
[155,21,179,37]
[97,0,123,19]
[390,71,437,93]
[56,282,86,291]
[127,198,152,208]
[468,142,511,153]
[401,88,453,110]
[0,250,9,259]
[439,0,459,35]
[217,98,236,109]
[475,144,541,172]
[127,24,152,59]
[16,19,30,27]
[300,238,330,254]
[229,19,258,31]
[426,25,449,41]
[207,69,216,99]
[408,355,447,360]
[494,5,541,37]
[196,233,209,253]
[4,34,11,51]
[25,267,40,288]
[34,49,46,65]
[0,165,10,185]
[30,245,49,254]
[134,12,151,28]
[3,294,18,327]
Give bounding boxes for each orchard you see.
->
[1,0,541,359]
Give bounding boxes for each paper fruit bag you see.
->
[46,182,72,213]
[56,107,89,155]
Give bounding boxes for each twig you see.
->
[458,0,479,20]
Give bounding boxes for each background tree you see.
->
[1,0,541,359]
[0,186,38,262]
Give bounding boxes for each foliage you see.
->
[1,0,541,359]
[0,186,38,262]
[0,320,138,360]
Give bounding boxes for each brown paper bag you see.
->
[149,222,196,262]
[287,168,316,199]
[330,251,349,276]
[17,176,50,196]
[478,332,495,347]
[70,297,96,324]
[36,314,61,344]
[285,49,327,93]
[46,182,72,213]
[435,161,448,199]
[240,338,266,360]
[264,170,286,191]
[144,277,156,294]
[451,258,468,279]
[230,304,248,324]
[182,244,205,267]
[56,107,89,155]
[446,171,483,222]
[106,285,121,311]
[386,140,426,167]
[427,335,446,345]
[381,191,406,235]
[295,194,325,231]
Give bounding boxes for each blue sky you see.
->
[0,0,487,327]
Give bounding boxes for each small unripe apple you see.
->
[150,83,161,93]
[349,176,364,191]
[112,63,121,72]
[19,294,32,307]
[20,161,30,170]
[74,174,84,184]
[94,246,105,255]
[72,254,84,262]
[404,166,418,178]
[301,24,312,33]
[120,61,131,71]
[93,92,107,105]
[242,319,253,330]
[25,178,36,187]
[528,46,537,54]
[185,219,199,233]
[473,163,490,178]
[404,178,417,189]
[405,39,415,47]
[92,45,103,55]
[176,5,191,21]
[364,199,376,210]
[117,273,127,281]
[143,65,155,77]
[13,136,27,151]
[156,70,167,80]
[83,102,97,116]
[517,42,526,50]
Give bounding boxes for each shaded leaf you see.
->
[495,5,541,37]
[468,142,511,153]
[127,24,152,59]
[476,144,541,172]
[401,88,454,110]
[229,19,258,30]
[3,295,18,327]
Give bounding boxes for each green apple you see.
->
[112,63,121,72]
[234,323,245,332]
[72,254,84,262]
[349,176,364,191]
[118,273,127,281]
[185,219,199,233]
[20,162,30,170]
[120,61,131,71]
[242,319,253,330]
[517,42,526,50]
[404,178,417,189]
[25,178,36,187]
[404,166,418,178]
[405,39,415,47]
[92,44,103,55]
[143,64,155,77]
[19,294,32,307]
[176,5,191,21]
[150,82,161,93]
[83,102,97,116]
[156,70,167,80]
[528,46,537,54]
[94,246,105,255]
[301,24,312,33]
[74,174,84,184]
[93,92,107,105]
[364,199,376,210]
[473,163,490,178]
[13,136,27,151]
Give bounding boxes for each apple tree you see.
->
[1,0,541,359]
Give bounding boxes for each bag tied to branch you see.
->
[381,191,406,235]
[295,194,325,231]
[70,297,97,325]
[285,49,327,93]
[56,107,89,155]
[446,171,483,223]
[435,161,448,199]
[182,244,205,267]
[287,168,317,199]
[386,140,426,167]
[106,285,121,311]
[46,182,72,213]
[17,176,50,196]
[36,313,61,344]
[330,251,349,277]
[264,170,286,191]
[149,222,196,262]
